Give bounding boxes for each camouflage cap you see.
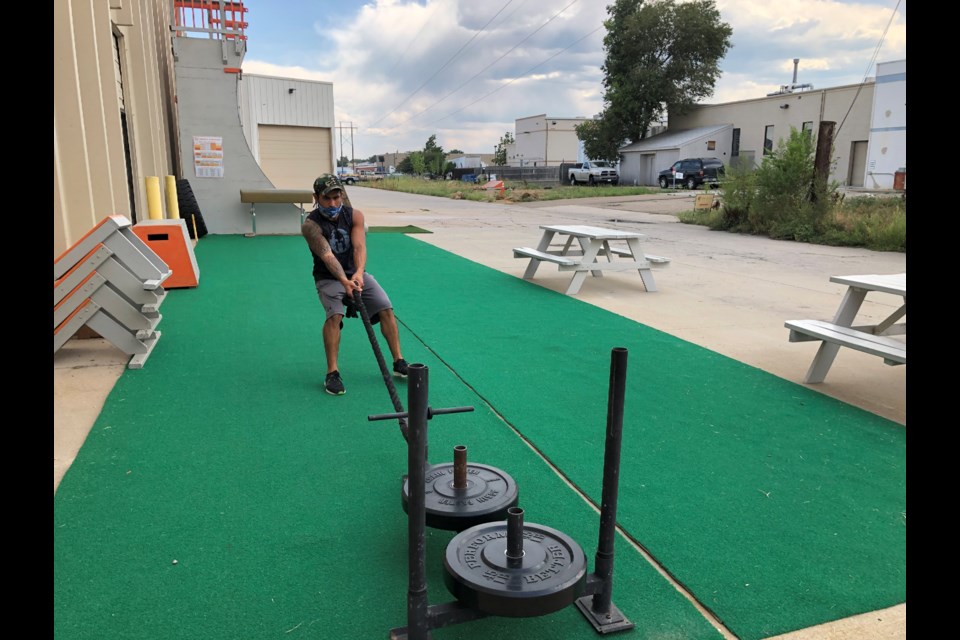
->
[313,173,344,197]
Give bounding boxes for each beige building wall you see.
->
[513,115,586,167]
[669,83,875,186]
[54,0,180,258]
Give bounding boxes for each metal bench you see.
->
[239,189,314,237]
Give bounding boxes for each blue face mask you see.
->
[320,204,343,218]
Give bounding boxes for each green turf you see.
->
[54,234,906,640]
[54,235,722,640]
[370,234,907,640]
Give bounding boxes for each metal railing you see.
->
[173,0,247,40]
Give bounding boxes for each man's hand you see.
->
[342,277,362,297]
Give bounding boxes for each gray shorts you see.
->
[315,273,393,324]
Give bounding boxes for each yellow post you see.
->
[145,176,163,220]
[165,176,180,219]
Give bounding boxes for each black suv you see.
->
[658,158,724,189]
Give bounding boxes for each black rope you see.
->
[352,290,409,441]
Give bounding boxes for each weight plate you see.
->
[442,520,587,618]
[402,462,519,532]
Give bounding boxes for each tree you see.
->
[493,131,514,166]
[397,155,414,174]
[422,134,446,175]
[575,118,623,163]
[408,151,426,176]
[577,0,732,160]
[449,149,464,154]
[337,156,349,168]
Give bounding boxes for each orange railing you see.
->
[173,1,247,40]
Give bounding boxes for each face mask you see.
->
[320,203,343,218]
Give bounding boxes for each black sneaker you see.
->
[325,371,345,395]
[392,359,409,378]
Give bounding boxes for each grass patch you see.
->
[677,192,906,252]
[361,175,657,203]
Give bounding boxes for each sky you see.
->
[234,0,906,160]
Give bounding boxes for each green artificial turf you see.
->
[54,235,722,640]
[371,234,907,640]
[54,234,906,640]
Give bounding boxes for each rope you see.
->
[352,290,409,441]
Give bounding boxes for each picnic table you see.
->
[785,273,906,383]
[513,224,670,295]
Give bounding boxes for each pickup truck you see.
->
[568,160,619,186]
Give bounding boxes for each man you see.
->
[302,174,408,395]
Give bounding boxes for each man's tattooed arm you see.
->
[302,220,349,283]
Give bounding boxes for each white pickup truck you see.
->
[567,160,619,186]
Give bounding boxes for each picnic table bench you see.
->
[785,273,906,383]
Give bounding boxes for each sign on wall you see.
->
[193,136,224,178]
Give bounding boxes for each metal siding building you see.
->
[865,60,907,189]
[54,0,181,257]
[618,125,733,187]
[512,115,588,167]
[238,74,336,189]
[660,67,898,189]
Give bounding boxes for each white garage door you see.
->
[258,125,333,189]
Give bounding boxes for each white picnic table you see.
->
[785,273,906,383]
[513,224,670,295]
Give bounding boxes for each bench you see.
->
[785,319,906,382]
[602,246,671,265]
[512,247,580,266]
[239,189,315,236]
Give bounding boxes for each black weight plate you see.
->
[402,462,519,532]
[443,520,587,618]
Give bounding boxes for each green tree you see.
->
[422,134,446,176]
[750,127,834,240]
[397,155,414,173]
[449,149,464,154]
[494,131,514,166]
[717,127,836,241]
[337,156,349,168]
[408,151,426,176]
[578,0,732,159]
[575,118,623,163]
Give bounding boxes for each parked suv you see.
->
[658,158,725,189]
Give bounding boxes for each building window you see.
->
[802,121,813,136]
[731,128,740,157]
[763,125,774,155]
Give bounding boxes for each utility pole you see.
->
[811,121,835,202]
[337,121,357,173]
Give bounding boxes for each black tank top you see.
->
[306,205,356,281]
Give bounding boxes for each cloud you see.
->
[240,0,905,157]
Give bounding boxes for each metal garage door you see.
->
[258,125,333,189]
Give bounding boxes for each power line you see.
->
[836,0,902,135]
[369,0,517,128]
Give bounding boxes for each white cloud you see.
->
[240,0,905,157]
